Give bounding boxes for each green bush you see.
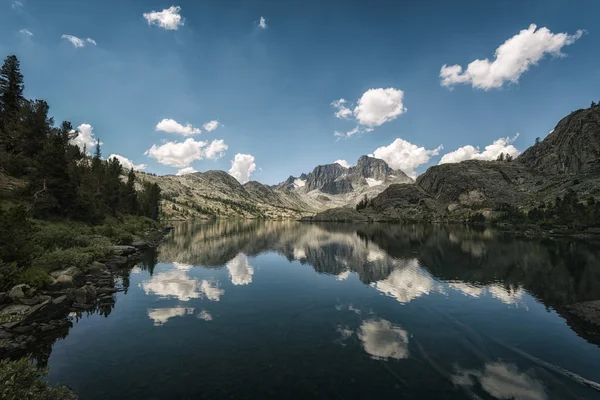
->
[32,248,95,271]
[18,267,52,288]
[32,221,93,250]
[0,262,21,291]
[0,358,77,400]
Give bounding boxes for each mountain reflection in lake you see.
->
[46,221,600,399]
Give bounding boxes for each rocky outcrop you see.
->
[305,163,348,193]
[0,226,171,360]
[519,106,600,175]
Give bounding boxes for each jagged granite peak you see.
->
[305,163,348,192]
[348,155,413,183]
[518,105,600,175]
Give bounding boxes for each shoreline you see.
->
[0,226,172,361]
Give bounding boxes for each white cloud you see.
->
[334,126,369,140]
[203,120,220,132]
[86,38,97,46]
[148,307,194,326]
[440,24,584,90]
[353,88,407,127]
[12,1,23,9]
[145,138,227,168]
[258,16,267,29]
[334,159,351,168]
[452,362,546,400]
[176,167,197,176]
[226,253,254,285]
[61,34,85,48]
[228,154,257,184]
[357,318,410,360]
[143,6,183,30]
[19,29,33,37]
[371,138,442,178]
[70,123,101,153]
[438,134,520,165]
[107,154,147,171]
[331,89,407,136]
[156,119,201,136]
[203,139,228,160]
[331,99,352,119]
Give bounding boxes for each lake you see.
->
[44,221,600,399]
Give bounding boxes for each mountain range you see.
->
[142,104,600,221]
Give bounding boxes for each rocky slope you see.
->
[137,170,314,220]
[310,105,600,222]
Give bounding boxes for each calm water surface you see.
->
[44,221,600,399]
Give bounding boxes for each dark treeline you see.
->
[0,55,161,223]
[470,190,600,232]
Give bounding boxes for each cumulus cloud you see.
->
[143,5,183,30]
[107,154,147,171]
[228,154,257,184]
[145,138,228,168]
[156,119,201,136]
[203,120,220,132]
[371,138,442,178]
[357,318,410,360]
[331,88,407,136]
[258,16,267,29]
[70,123,100,153]
[331,99,353,119]
[226,253,254,285]
[19,29,33,37]
[353,88,407,127]
[61,34,85,48]
[334,159,351,168]
[203,139,228,160]
[440,24,584,90]
[86,38,97,46]
[438,134,520,165]
[176,167,197,176]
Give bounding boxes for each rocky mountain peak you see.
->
[518,105,600,175]
[305,163,348,192]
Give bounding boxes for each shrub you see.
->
[18,267,52,288]
[0,262,21,291]
[32,248,95,271]
[0,358,77,400]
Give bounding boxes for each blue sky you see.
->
[1,0,599,184]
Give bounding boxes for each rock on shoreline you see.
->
[0,226,172,360]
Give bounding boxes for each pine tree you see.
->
[122,168,138,214]
[0,55,25,126]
